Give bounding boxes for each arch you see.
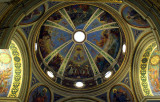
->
[132,32,156,101]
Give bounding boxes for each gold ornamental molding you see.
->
[50,0,122,3]
[8,41,23,97]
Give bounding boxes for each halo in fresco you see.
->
[0,53,11,64]
[36,4,126,88]
[122,6,149,28]
[110,85,134,102]
[148,47,160,95]
[20,5,45,25]
[29,85,51,102]
[150,55,159,66]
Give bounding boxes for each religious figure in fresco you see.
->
[20,5,45,25]
[126,7,148,26]
[39,30,52,58]
[31,88,48,102]
[48,54,63,72]
[113,88,130,102]
[73,46,84,61]
[95,55,110,73]
[0,51,13,96]
[81,65,89,77]
[67,64,91,78]
[65,4,96,28]
[29,86,51,102]
[48,11,62,22]
[23,8,42,21]
[0,67,12,94]
[96,56,105,71]
[93,30,109,48]
[74,65,81,76]
[68,64,74,75]
[67,64,80,77]
[99,12,114,23]
[148,67,160,92]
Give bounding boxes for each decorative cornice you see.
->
[51,0,122,3]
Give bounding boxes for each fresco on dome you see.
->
[47,11,74,31]
[85,42,99,58]
[86,11,116,32]
[29,85,51,102]
[85,19,101,32]
[48,42,73,72]
[107,29,120,58]
[0,49,13,97]
[98,12,115,24]
[95,54,110,73]
[87,28,120,58]
[65,4,97,29]
[122,6,149,28]
[110,85,134,102]
[64,44,94,79]
[85,43,110,73]
[35,4,127,89]
[20,5,45,25]
[38,26,72,58]
[148,48,160,95]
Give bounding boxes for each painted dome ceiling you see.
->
[1,0,160,101]
[36,4,126,89]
